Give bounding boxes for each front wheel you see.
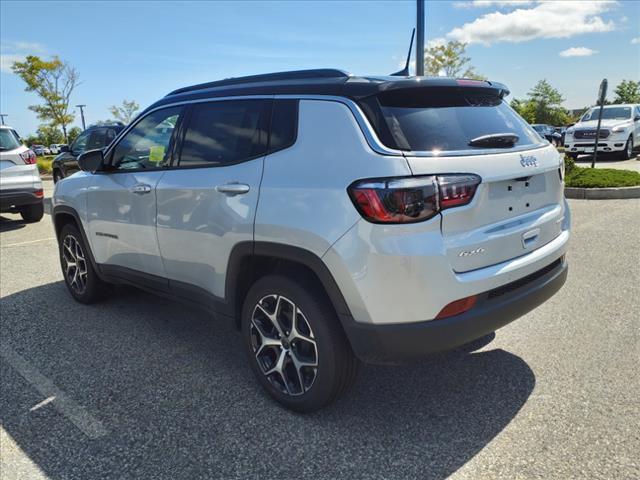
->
[58,223,110,304]
[20,202,44,223]
[621,135,634,160]
[241,275,359,412]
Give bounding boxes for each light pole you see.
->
[416,0,425,76]
[76,104,87,130]
[0,114,7,125]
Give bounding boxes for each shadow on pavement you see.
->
[0,216,26,233]
[1,282,535,480]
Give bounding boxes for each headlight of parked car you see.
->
[611,125,628,133]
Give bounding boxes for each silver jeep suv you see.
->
[52,70,570,412]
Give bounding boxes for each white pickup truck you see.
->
[564,104,640,159]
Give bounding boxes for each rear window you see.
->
[363,88,542,153]
[0,129,22,151]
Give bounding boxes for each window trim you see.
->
[266,99,299,155]
[101,105,185,174]
[173,98,273,170]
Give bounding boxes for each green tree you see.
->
[612,80,640,104]
[11,56,79,143]
[109,99,140,125]
[67,126,82,144]
[36,124,64,145]
[510,98,537,123]
[526,79,570,125]
[424,41,486,80]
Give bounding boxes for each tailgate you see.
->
[406,145,565,272]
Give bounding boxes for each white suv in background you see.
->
[52,70,570,412]
[565,104,640,159]
[0,125,45,223]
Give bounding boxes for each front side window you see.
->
[179,100,269,167]
[110,107,181,170]
[71,131,90,156]
[86,129,107,151]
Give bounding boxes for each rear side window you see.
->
[363,88,541,153]
[268,99,298,153]
[179,100,270,167]
[0,129,22,151]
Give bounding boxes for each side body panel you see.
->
[254,99,412,257]
[86,171,167,277]
[156,158,264,298]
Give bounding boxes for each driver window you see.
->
[71,131,90,156]
[111,107,182,170]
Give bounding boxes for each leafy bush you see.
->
[37,157,53,175]
[564,155,576,176]
[566,167,640,188]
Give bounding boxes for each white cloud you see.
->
[559,47,598,57]
[0,54,25,73]
[426,37,447,49]
[447,1,617,45]
[454,0,534,9]
[0,40,47,73]
[632,37,640,44]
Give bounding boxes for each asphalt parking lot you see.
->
[1,181,638,480]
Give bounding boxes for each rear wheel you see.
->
[19,202,44,223]
[241,275,359,412]
[58,223,110,304]
[621,135,634,160]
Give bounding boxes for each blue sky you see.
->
[1,0,638,135]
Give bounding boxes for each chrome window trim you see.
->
[105,93,549,160]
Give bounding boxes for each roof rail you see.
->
[167,69,351,96]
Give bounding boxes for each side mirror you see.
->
[634,115,640,122]
[59,145,70,153]
[77,149,104,173]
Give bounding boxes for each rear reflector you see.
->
[34,189,44,198]
[436,295,478,319]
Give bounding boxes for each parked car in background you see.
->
[52,124,124,183]
[531,124,562,147]
[0,125,44,222]
[52,69,570,412]
[564,104,640,159]
[50,144,67,155]
[42,146,51,155]
[30,144,46,156]
[554,126,567,145]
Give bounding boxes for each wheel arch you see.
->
[52,205,102,278]
[226,242,354,330]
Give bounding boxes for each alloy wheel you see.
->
[250,294,318,396]
[61,234,88,294]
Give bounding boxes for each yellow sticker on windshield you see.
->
[149,145,165,164]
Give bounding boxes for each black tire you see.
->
[19,202,44,223]
[241,275,359,413]
[58,223,110,304]
[621,135,634,160]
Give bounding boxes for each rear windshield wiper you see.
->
[468,133,519,148]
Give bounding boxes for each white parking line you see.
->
[0,238,56,248]
[0,342,108,439]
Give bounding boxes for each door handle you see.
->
[130,183,152,195]
[215,183,250,196]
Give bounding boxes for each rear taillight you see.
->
[19,150,37,164]
[34,189,44,198]
[437,174,481,209]
[348,174,480,224]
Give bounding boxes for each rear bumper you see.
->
[0,188,43,211]
[343,258,568,365]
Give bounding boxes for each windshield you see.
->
[369,88,542,153]
[0,129,22,151]
[581,107,632,121]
